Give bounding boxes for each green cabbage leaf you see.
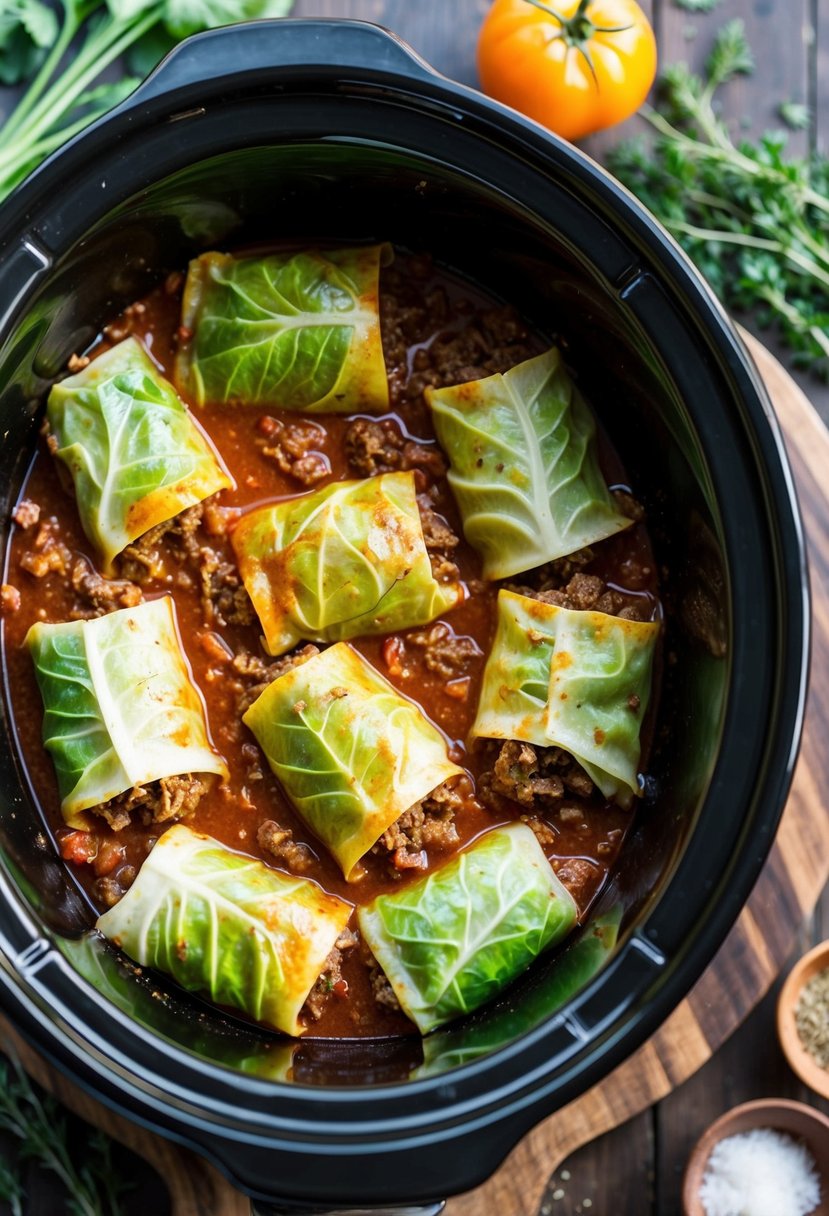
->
[97,825,352,1036]
[426,346,631,579]
[242,643,463,880]
[471,590,659,807]
[358,823,577,1034]
[175,245,389,412]
[232,471,462,656]
[47,337,232,573]
[26,597,228,825]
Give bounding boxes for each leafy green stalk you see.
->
[0,0,294,203]
[0,1052,131,1216]
[610,21,829,378]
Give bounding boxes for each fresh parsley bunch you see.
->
[610,21,829,378]
[0,0,293,201]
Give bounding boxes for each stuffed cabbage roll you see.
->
[47,337,232,573]
[232,471,462,657]
[425,346,631,580]
[242,643,464,880]
[358,823,577,1033]
[96,825,352,1037]
[175,245,389,412]
[471,589,659,807]
[26,598,228,827]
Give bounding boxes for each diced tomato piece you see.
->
[381,636,405,677]
[332,979,349,1000]
[93,839,126,877]
[59,832,98,865]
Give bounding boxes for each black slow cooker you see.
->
[0,19,808,1213]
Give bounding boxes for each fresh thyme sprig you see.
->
[0,1053,131,1216]
[609,20,829,378]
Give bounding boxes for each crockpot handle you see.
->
[126,18,438,109]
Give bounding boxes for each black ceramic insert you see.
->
[0,19,808,1211]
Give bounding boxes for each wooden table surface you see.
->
[2,1,829,1213]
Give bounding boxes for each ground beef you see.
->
[257,820,314,873]
[368,956,400,1013]
[554,857,600,905]
[478,740,594,814]
[255,416,329,486]
[0,585,20,615]
[12,499,40,529]
[301,928,359,1023]
[234,643,319,715]
[69,558,143,618]
[94,773,212,832]
[373,777,469,874]
[522,815,557,848]
[92,864,136,909]
[513,570,653,623]
[118,502,205,583]
[612,489,645,522]
[344,417,447,490]
[120,501,257,628]
[197,547,255,628]
[18,516,72,578]
[407,622,481,680]
[407,304,536,400]
[416,500,461,584]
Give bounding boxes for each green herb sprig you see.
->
[610,21,829,378]
[0,1052,132,1216]
[0,0,293,201]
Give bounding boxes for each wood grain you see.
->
[2,333,825,1216]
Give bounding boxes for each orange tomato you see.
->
[477,0,657,142]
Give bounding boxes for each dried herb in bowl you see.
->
[795,966,829,1070]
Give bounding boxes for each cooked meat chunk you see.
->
[522,815,557,848]
[478,741,594,813]
[235,644,319,715]
[257,820,314,873]
[0,584,20,615]
[19,517,72,578]
[407,622,481,680]
[612,489,645,521]
[198,547,255,628]
[301,929,359,1022]
[118,502,205,583]
[256,416,330,486]
[406,302,536,400]
[12,499,40,529]
[368,957,401,1013]
[555,857,600,905]
[417,502,458,554]
[70,559,143,618]
[374,777,470,874]
[514,570,653,623]
[344,417,446,490]
[92,875,125,908]
[94,774,212,831]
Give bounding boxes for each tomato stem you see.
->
[521,0,632,48]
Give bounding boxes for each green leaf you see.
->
[0,0,58,86]
[359,824,578,1033]
[470,590,660,807]
[26,598,228,823]
[163,0,292,37]
[778,100,810,130]
[176,245,389,411]
[243,643,464,880]
[426,346,631,580]
[232,471,462,656]
[706,19,754,88]
[125,23,175,74]
[97,824,352,1035]
[47,337,232,569]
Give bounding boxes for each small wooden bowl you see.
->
[682,1099,829,1215]
[778,939,829,1100]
